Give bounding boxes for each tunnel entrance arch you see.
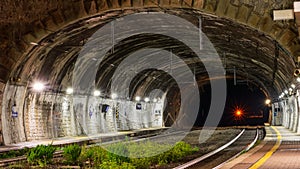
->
[0,1,298,145]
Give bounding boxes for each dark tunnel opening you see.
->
[194,78,269,127]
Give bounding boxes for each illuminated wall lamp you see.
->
[265,99,271,105]
[32,82,45,92]
[135,96,141,102]
[93,90,101,97]
[66,88,73,94]
[144,97,150,102]
[284,90,288,94]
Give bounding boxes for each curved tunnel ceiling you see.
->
[11,8,296,100]
[94,33,207,97]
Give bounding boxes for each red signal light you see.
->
[233,107,246,121]
[235,109,242,116]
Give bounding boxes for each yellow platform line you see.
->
[249,126,282,169]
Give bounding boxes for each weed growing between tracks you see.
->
[80,141,198,168]
[62,144,81,165]
[0,148,29,159]
[27,144,56,167]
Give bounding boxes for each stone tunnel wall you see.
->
[0,0,297,84]
[1,84,27,144]
[1,84,164,145]
[1,0,299,144]
[0,83,7,145]
[275,93,300,134]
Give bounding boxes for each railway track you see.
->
[173,129,260,169]
[0,128,262,168]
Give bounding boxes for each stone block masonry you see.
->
[1,84,164,145]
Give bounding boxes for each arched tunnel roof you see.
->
[0,0,299,100]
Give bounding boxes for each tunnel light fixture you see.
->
[111,93,118,99]
[144,97,150,102]
[93,90,101,97]
[280,93,285,99]
[135,96,141,102]
[297,77,300,83]
[291,84,296,89]
[289,88,293,92]
[153,98,158,103]
[66,88,73,94]
[284,90,288,94]
[265,99,271,105]
[33,82,45,92]
[30,42,39,46]
[279,92,285,99]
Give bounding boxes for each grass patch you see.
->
[78,141,198,168]
[0,148,29,159]
[63,144,82,165]
[3,140,198,168]
[27,144,56,167]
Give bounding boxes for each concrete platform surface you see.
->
[220,126,300,169]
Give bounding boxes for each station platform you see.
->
[220,125,300,169]
[0,127,167,153]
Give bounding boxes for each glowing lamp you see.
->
[33,82,45,92]
[284,90,288,94]
[265,99,271,105]
[66,88,73,94]
[135,96,141,101]
[93,90,101,97]
[235,110,242,116]
[144,97,150,102]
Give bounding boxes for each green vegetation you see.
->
[6,163,25,169]
[106,142,130,163]
[27,144,56,167]
[0,148,29,159]
[77,141,198,168]
[128,141,198,168]
[99,161,135,169]
[63,144,82,165]
[1,140,198,168]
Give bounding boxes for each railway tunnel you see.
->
[0,0,299,146]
